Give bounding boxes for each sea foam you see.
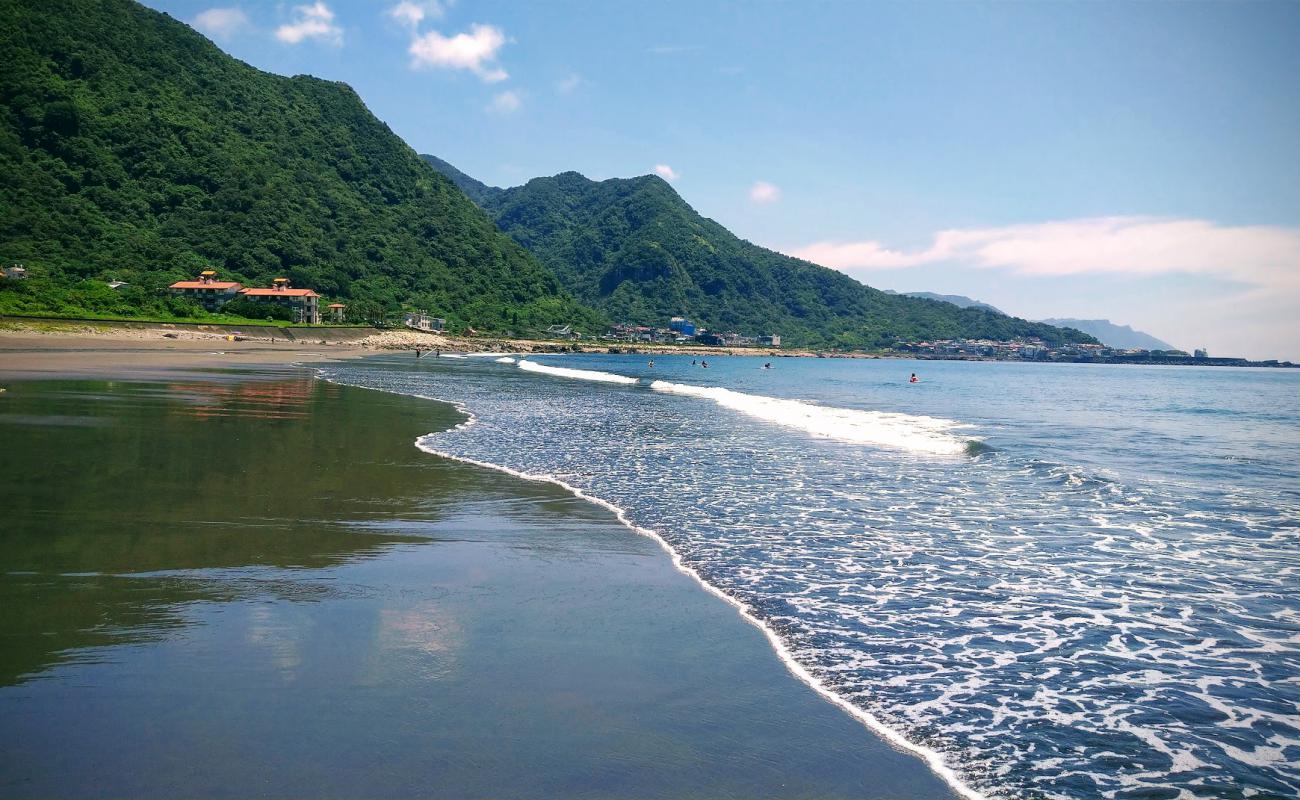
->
[649,380,973,455]
[517,360,639,384]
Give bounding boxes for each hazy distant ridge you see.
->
[1039,319,1177,351]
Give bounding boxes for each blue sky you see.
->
[148,1,1300,359]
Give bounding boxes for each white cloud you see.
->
[193,7,251,40]
[487,90,520,114]
[654,164,679,182]
[275,2,342,45]
[409,23,509,81]
[749,181,780,204]
[789,217,1300,293]
[556,72,584,93]
[388,1,443,32]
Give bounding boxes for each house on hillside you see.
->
[546,324,580,340]
[239,278,320,323]
[168,270,243,311]
[404,311,445,332]
[758,334,781,347]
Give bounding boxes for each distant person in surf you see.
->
[910,373,919,383]
[764,362,772,369]
[648,359,655,368]
[701,360,709,368]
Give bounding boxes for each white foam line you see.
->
[494,356,517,364]
[517,359,639,384]
[650,379,974,456]
[413,437,987,800]
[315,367,983,799]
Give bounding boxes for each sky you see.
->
[146,0,1300,359]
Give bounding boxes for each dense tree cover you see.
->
[0,0,600,332]
[428,164,1097,349]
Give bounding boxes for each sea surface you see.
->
[321,353,1300,800]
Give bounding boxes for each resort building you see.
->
[239,278,320,324]
[327,303,347,323]
[168,270,243,311]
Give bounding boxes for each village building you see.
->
[239,278,320,323]
[168,270,243,311]
[404,311,445,332]
[327,303,347,323]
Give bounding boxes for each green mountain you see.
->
[420,154,503,208]
[423,161,1095,349]
[0,0,597,331]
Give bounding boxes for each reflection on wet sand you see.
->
[0,376,458,685]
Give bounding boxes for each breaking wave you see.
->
[649,380,975,456]
[517,360,639,384]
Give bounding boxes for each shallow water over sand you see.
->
[0,373,956,799]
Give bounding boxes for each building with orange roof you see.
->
[239,278,320,324]
[168,270,243,311]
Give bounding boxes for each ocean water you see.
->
[320,353,1300,800]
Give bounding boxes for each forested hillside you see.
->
[0,0,597,330]
[427,162,1095,349]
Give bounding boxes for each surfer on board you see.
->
[910,373,919,383]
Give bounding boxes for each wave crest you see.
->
[649,380,974,455]
[517,360,639,384]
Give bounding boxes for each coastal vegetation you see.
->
[0,0,599,333]
[425,160,1098,349]
[1,0,1091,348]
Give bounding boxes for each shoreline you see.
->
[0,343,963,798]
[3,317,1294,368]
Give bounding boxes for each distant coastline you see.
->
[2,315,1294,368]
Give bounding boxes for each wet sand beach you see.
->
[0,345,958,798]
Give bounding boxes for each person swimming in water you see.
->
[648,359,655,367]
[701,360,709,368]
[910,373,919,383]
[763,362,772,369]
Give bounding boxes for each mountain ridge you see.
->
[1038,318,1177,351]
[421,156,1097,349]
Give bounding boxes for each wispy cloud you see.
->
[749,181,780,204]
[409,23,509,82]
[388,1,444,32]
[556,72,584,93]
[193,7,251,41]
[654,164,679,182]
[276,2,342,45]
[487,89,520,114]
[789,217,1300,292]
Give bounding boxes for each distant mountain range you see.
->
[422,156,1096,349]
[1038,319,1177,351]
[885,292,1177,351]
[885,291,1005,315]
